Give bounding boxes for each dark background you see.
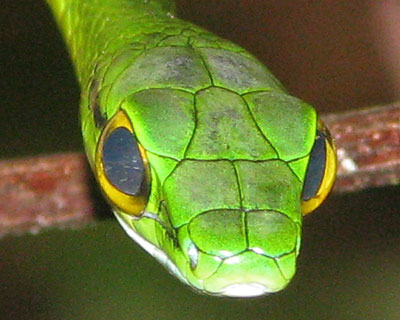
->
[1,1,400,319]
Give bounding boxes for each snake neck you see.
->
[45,0,177,86]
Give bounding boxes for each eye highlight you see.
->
[301,119,336,215]
[95,110,150,216]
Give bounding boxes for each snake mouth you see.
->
[114,209,294,298]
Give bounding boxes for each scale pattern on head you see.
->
[80,20,336,296]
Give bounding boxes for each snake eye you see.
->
[301,119,337,215]
[95,110,149,216]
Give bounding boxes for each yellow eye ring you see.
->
[301,119,337,215]
[95,110,150,216]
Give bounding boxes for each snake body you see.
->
[45,0,336,297]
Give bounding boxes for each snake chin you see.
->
[220,283,271,298]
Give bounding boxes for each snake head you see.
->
[90,46,336,297]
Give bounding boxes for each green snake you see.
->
[45,0,337,297]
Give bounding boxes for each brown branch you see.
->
[324,103,400,192]
[1,102,400,237]
[0,153,96,238]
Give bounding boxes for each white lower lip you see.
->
[114,212,188,285]
[221,283,269,298]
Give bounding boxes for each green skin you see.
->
[46,0,317,297]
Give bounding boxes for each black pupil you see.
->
[302,130,327,201]
[102,127,144,196]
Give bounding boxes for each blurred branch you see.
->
[324,103,400,192]
[1,102,400,237]
[0,153,96,238]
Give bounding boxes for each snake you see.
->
[45,0,337,297]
